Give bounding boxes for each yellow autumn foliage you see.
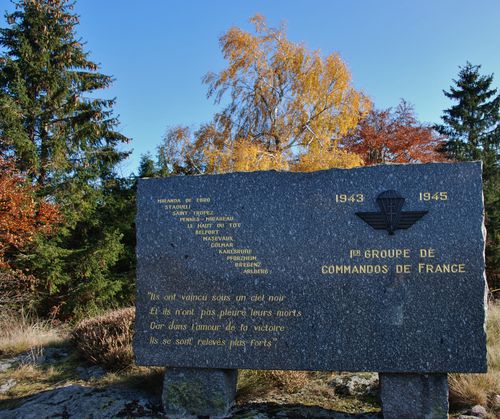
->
[160,15,368,175]
[293,140,363,172]
[204,139,289,173]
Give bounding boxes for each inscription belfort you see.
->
[134,162,487,372]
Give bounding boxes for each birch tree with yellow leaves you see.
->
[158,15,370,175]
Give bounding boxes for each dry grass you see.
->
[238,369,310,397]
[0,350,84,407]
[237,370,380,413]
[0,310,65,356]
[71,307,135,370]
[0,363,57,407]
[449,300,500,412]
[7,362,53,382]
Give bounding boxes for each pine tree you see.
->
[436,62,499,291]
[436,62,499,170]
[0,0,132,316]
[138,153,157,178]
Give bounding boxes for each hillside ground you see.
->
[0,302,498,418]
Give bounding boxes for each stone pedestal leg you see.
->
[379,373,448,419]
[162,368,238,418]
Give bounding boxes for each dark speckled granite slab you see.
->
[134,162,487,373]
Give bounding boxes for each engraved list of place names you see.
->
[158,197,269,275]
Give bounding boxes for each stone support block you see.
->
[162,367,238,418]
[380,373,449,418]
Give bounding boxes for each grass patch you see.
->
[449,300,500,414]
[0,354,164,411]
[237,370,380,413]
[0,310,66,356]
[238,370,309,397]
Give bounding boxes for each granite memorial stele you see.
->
[134,162,487,419]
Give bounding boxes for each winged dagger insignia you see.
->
[356,190,428,235]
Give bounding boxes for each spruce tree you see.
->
[436,62,499,169]
[0,0,132,316]
[436,62,499,291]
[138,153,157,178]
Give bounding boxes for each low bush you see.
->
[71,307,135,370]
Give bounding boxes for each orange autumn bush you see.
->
[0,156,60,269]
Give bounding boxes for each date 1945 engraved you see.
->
[419,192,448,201]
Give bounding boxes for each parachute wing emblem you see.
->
[398,211,428,230]
[356,190,428,235]
[355,212,387,230]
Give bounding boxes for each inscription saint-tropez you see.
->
[134,162,487,373]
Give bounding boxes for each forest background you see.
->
[0,0,498,319]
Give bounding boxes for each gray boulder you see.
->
[0,379,16,394]
[470,404,487,417]
[0,384,162,419]
[330,373,379,396]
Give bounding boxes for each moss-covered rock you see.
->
[162,368,237,418]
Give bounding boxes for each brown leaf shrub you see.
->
[0,155,60,270]
[71,307,135,370]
